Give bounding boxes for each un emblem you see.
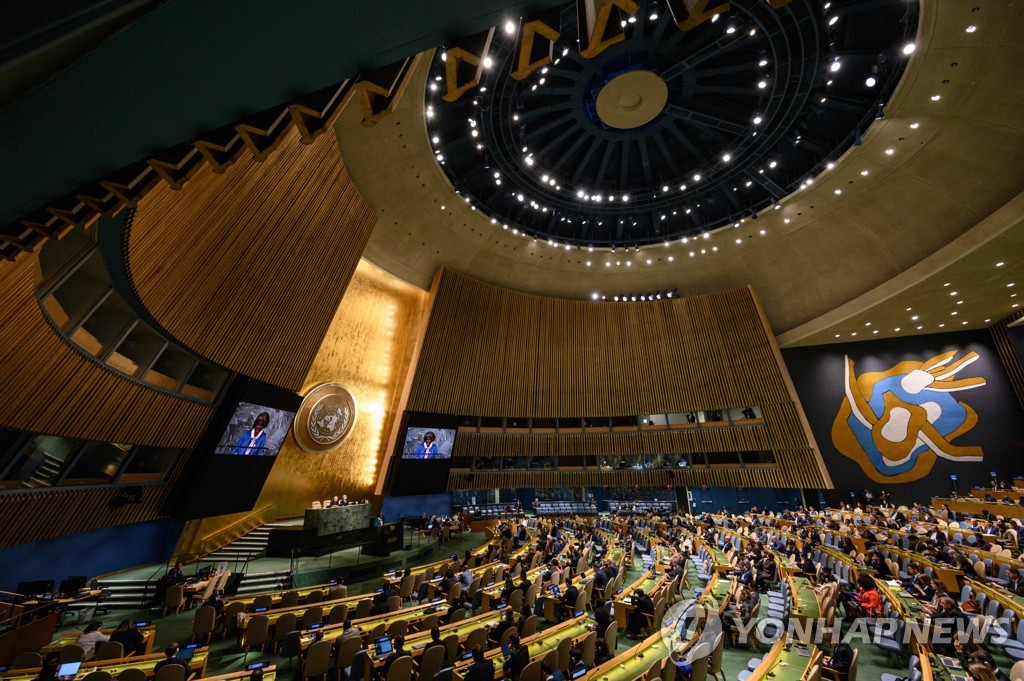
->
[293,383,358,454]
[831,350,986,483]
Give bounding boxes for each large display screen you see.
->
[214,402,295,456]
[401,427,457,459]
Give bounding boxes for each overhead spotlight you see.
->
[828,16,838,26]
[504,20,516,34]
[865,76,877,87]
[830,59,841,72]
[902,43,916,55]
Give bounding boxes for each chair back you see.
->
[11,652,42,670]
[387,619,408,638]
[58,645,85,663]
[275,613,298,641]
[522,614,538,636]
[368,622,387,639]
[443,633,460,662]
[574,590,588,614]
[557,635,573,672]
[848,648,859,681]
[328,585,348,600]
[117,669,147,681]
[519,659,543,681]
[508,589,523,612]
[526,583,540,607]
[500,626,517,647]
[165,585,184,609]
[328,603,349,624]
[419,645,446,681]
[708,632,724,675]
[448,582,463,604]
[579,631,596,665]
[465,627,488,650]
[245,614,270,646]
[302,606,323,627]
[349,650,371,681]
[1010,659,1024,681]
[280,591,300,608]
[605,621,618,651]
[155,665,186,681]
[354,598,373,618]
[253,595,274,610]
[974,561,987,579]
[400,575,415,600]
[448,607,466,623]
[95,641,124,661]
[304,639,333,679]
[82,670,113,681]
[278,631,301,660]
[416,613,438,632]
[385,654,414,681]
[335,636,362,669]
[193,605,217,636]
[387,595,402,612]
[305,589,324,605]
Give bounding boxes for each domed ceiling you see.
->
[427,0,917,247]
[337,0,1024,341]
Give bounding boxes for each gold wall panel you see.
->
[179,260,428,550]
[128,125,377,391]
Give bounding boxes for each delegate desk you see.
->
[746,638,819,681]
[0,650,209,681]
[304,504,371,536]
[44,624,157,655]
[936,497,1024,520]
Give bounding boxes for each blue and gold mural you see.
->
[831,350,986,484]
[782,330,1024,503]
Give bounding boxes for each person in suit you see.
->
[465,645,495,681]
[594,600,613,638]
[626,589,655,638]
[424,626,447,662]
[559,577,580,620]
[489,607,517,644]
[414,431,440,458]
[503,632,530,681]
[824,642,853,675]
[109,619,146,656]
[592,567,609,600]
[381,635,411,678]
[153,644,190,674]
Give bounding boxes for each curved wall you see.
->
[128,126,377,391]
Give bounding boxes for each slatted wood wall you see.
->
[991,310,1024,413]
[127,126,377,391]
[448,466,818,491]
[406,268,830,489]
[0,253,213,446]
[0,484,178,548]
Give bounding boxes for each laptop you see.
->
[374,636,393,657]
[178,643,198,662]
[57,662,81,681]
[570,664,588,679]
[551,672,566,681]
[501,644,513,660]
[308,623,323,630]
[135,621,150,628]
[548,585,560,596]
[246,661,270,671]
[254,606,268,613]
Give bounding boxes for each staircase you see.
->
[24,454,65,487]
[201,519,299,563]
[234,568,292,595]
[93,573,162,609]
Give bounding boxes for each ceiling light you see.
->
[910,122,919,129]
[646,259,652,264]
[628,15,636,23]
[860,170,869,176]
[830,60,841,73]
[726,26,736,34]
[605,262,610,267]
[711,13,719,22]
[1010,283,1016,287]
[693,174,701,181]
[483,57,493,68]
[895,327,901,332]
[997,261,1005,267]
[885,148,894,155]
[769,161,777,168]
[917,325,923,330]
[966,25,977,33]
[504,20,516,33]
[828,16,838,26]
[649,12,658,20]
[912,315,919,320]
[722,153,732,162]
[432,136,439,144]
[950,291,958,296]
[757,80,767,89]
[440,51,447,62]
[834,189,842,195]
[622,195,629,202]
[865,77,877,87]
[749,28,756,36]
[931,94,941,101]
[903,43,916,55]
[753,116,762,125]
[758,59,768,67]
[668,256,674,262]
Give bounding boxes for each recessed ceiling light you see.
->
[931,95,941,101]
[950,291,958,296]
[957,300,963,305]
[758,59,768,67]
[829,16,839,26]
[726,26,736,34]
[965,25,977,33]
[873,329,879,334]
[903,43,916,55]
[861,170,869,176]
[910,123,919,129]
[885,149,895,155]
[997,262,1005,267]
[483,57,493,68]
[912,315,919,320]
[917,325,923,330]
[668,256,674,262]
[757,80,767,89]
[769,161,777,168]
[834,189,842,195]
[895,327,901,332]
[865,77,876,87]
[1010,283,1016,287]
[985,319,991,323]
[865,322,872,326]
[693,174,702,182]
[830,60,841,73]
[722,154,732,162]
[835,334,841,338]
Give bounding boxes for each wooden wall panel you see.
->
[406,269,830,489]
[0,253,212,446]
[991,311,1024,413]
[128,126,377,391]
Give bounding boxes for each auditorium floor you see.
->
[68,539,1019,680]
